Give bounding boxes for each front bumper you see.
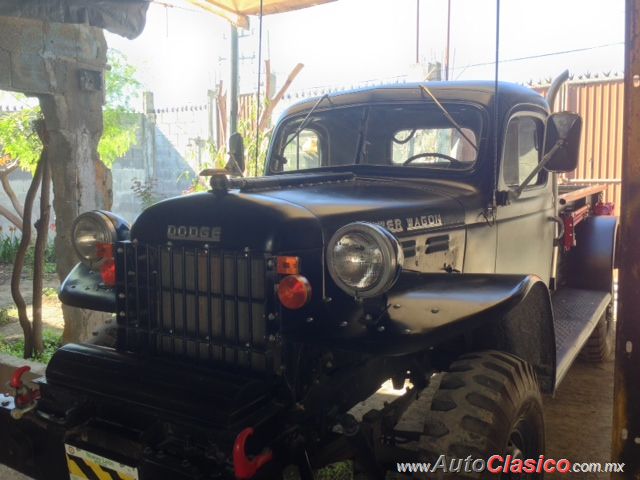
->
[0,344,284,480]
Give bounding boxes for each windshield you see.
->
[269,103,483,173]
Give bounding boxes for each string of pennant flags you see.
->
[0,71,625,115]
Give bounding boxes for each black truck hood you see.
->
[130,174,466,252]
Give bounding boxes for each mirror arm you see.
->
[513,140,564,197]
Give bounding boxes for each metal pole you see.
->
[229,23,239,136]
[444,0,451,80]
[415,0,420,64]
[612,0,640,476]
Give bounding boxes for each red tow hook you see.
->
[233,427,273,479]
[10,366,31,390]
[9,366,40,419]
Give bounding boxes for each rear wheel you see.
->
[579,303,614,362]
[418,351,545,479]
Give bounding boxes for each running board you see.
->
[552,288,611,387]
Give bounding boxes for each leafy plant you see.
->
[0,309,10,327]
[237,99,270,177]
[0,329,62,364]
[131,178,159,209]
[42,287,58,298]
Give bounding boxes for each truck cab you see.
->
[0,81,617,479]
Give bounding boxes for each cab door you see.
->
[495,112,555,284]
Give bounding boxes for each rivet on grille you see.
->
[119,311,126,317]
[377,325,386,332]
[266,259,275,269]
[306,317,314,323]
[169,329,173,334]
[128,271,135,276]
[339,321,348,327]
[204,244,209,250]
[118,293,125,299]
[117,247,124,254]
[267,313,276,321]
[245,342,251,348]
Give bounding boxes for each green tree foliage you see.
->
[0,48,141,172]
[0,100,42,173]
[99,49,142,167]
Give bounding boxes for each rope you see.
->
[255,0,264,176]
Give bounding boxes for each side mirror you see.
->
[543,112,582,173]
[226,133,245,176]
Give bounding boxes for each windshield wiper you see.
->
[353,106,371,164]
[283,93,332,149]
[419,85,479,152]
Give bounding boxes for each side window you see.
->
[282,129,322,171]
[503,116,544,187]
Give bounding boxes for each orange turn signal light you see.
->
[277,256,300,275]
[277,275,311,310]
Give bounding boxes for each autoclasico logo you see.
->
[397,455,573,474]
[487,455,572,474]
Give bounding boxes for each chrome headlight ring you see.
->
[326,222,404,298]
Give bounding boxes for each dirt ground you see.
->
[0,265,63,341]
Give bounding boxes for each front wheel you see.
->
[420,351,545,479]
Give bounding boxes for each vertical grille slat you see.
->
[181,247,188,355]
[169,247,177,354]
[117,242,271,371]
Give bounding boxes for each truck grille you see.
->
[115,242,276,371]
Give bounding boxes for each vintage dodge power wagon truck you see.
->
[0,78,617,479]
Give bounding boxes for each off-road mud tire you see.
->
[418,351,545,479]
[579,303,614,363]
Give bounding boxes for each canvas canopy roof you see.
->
[185,0,336,28]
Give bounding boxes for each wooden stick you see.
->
[258,63,304,132]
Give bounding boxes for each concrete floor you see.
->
[0,356,615,480]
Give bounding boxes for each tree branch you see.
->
[1,164,25,218]
[32,152,50,356]
[0,203,24,231]
[11,129,44,359]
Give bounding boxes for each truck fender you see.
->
[385,272,555,392]
[386,272,540,335]
[58,262,116,313]
[472,281,556,393]
[568,215,618,293]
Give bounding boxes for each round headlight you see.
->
[72,211,117,266]
[327,222,404,298]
